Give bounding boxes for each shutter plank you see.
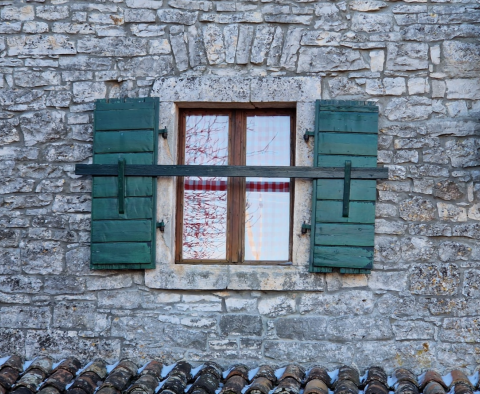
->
[92,197,153,220]
[316,200,375,223]
[91,242,151,264]
[315,223,374,246]
[317,133,378,156]
[318,111,378,133]
[313,246,374,269]
[94,153,153,165]
[317,179,376,201]
[318,155,377,168]
[92,220,152,242]
[95,109,155,130]
[94,130,154,153]
[93,177,153,197]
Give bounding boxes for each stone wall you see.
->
[1,0,480,373]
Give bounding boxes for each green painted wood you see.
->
[318,155,377,168]
[117,158,126,214]
[95,108,155,131]
[315,223,374,246]
[96,99,155,111]
[318,133,378,156]
[93,177,153,197]
[77,164,388,179]
[319,100,378,113]
[92,197,153,220]
[316,200,375,223]
[91,242,151,264]
[313,246,374,269]
[317,179,376,201]
[94,153,153,165]
[318,112,378,133]
[91,220,152,242]
[310,266,333,273]
[94,130,154,154]
[340,268,371,274]
[343,160,351,217]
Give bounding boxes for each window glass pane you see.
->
[245,116,290,261]
[182,115,229,260]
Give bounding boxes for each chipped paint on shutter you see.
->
[309,100,379,274]
[90,97,158,269]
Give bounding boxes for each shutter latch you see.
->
[342,160,352,217]
[158,127,168,139]
[156,220,165,232]
[301,222,311,234]
[303,130,314,142]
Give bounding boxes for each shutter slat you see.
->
[91,220,152,242]
[94,131,154,153]
[310,100,379,274]
[317,179,376,200]
[90,98,158,270]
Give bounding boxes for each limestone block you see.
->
[440,318,480,343]
[187,25,206,67]
[314,3,347,31]
[124,9,156,22]
[203,24,225,64]
[20,110,66,146]
[14,71,60,88]
[328,316,394,340]
[275,317,327,340]
[433,180,464,201]
[280,27,303,70]
[299,290,374,315]
[0,306,51,329]
[446,79,480,99]
[437,203,467,222]
[0,119,20,146]
[7,35,76,56]
[349,0,387,11]
[200,12,263,23]
[236,25,254,65]
[126,0,163,9]
[445,138,480,167]
[130,23,166,37]
[392,321,434,340]
[352,13,393,33]
[225,298,257,312]
[394,149,418,163]
[266,26,283,67]
[52,195,91,213]
[148,39,172,54]
[399,196,436,221]
[370,50,385,71]
[258,295,296,317]
[297,47,368,72]
[157,9,198,25]
[23,21,49,34]
[368,271,408,291]
[386,42,428,71]
[301,31,341,46]
[36,6,70,20]
[366,78,406,95]
[385,97,432,121]
[264,14,313,24]
[408,77,429,94]
[251,25,275,64]
[170,27,189,71]
[1,6,34,21]
[442,41,480,77]
[168,0,212,11]
[52,22,95,35]
[219,315,262,336]
[328,77,365,97]
[77,37,148,56]
[410,263,460,295]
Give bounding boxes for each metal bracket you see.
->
[303,130,314,142]
[156,220,165,232]
[342,160,352,218]
[301,222,311,234]
[117,158,126,214]
[158,127,168,139]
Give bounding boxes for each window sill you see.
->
[145,76,325,291]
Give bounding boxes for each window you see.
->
[175,109,295,264]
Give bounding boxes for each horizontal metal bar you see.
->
[75,164,389,180]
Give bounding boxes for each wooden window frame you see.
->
[175,108,296,265]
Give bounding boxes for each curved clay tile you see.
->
[37,386,60,394]
[194,362,222,381]
[454,382,474,394]
[334,379,359,394]
[225,365,249,382]
[169,362,192,381]
[392,370,418,388]
[363,367,387,388]
[0,365,21,390]
[305,367,331,387]
[419,371,447,391]
[337,367,360,387]
[67,388,88,394]
[245,377,273,394]
[304,379,328,394]
[52,358,81,376]
[222,375,247,394]
[12,368,47,393]
[450,371,473,389]
[100,364,136,391]
[115,361,138,377]
[395,381,419,394]
[279,365,305,384]
[40,367,75,392]
[67,371,103,394]
[188,371,220,394]
[140,361,163,378]
[81,360,108,381]
[3,356,23,372]
[191,388,208,394]
[273,377,301,394]
[365,380,388,394]
[423,382,447,394]
[11,386,34,394]
[126,373,159,394]
[25,357,53,376]
[252,366,276,384]
[161,374,188,394]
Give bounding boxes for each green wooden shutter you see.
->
[90,97,159,269]
[309,100,379,274]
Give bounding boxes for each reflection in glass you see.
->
[245,116,290,261]
[182,115,228,260]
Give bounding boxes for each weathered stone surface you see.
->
[386,43,428,71]
[385,97,432,121]
[220,315,262,336]
[328,316,393,340]
[350,0,387,11]
[0,306,51,329]
[157,9,198,25]
[258,295,295,317]
[314,3,347,31]
[366,78,406,96]
[297,47,368,72]
[251,25,275,64]
[410,263,460,295]
[440,318,480,343]
[442,41,480,77]
[392,321,434,340]
[399,197,436,221]
[445,79,480,99]
[203,24,225,65]
[275,317,327,340]
[21,241,64,275]
[1,6,34,21]
[20,111,66,147]
[7,35,76,56]
[236,25,254,65]
[352,13,392,33]
[299,290,374,315]
[36,6,70,21]
[77,37,147,56]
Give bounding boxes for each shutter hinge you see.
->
[303,130,315,142]
[301,222,311,234]
[156,220,165,232]
[158,127,168,139]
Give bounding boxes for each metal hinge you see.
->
[158,127,168,139]
[303,130,315,142]
[301,222,311,234]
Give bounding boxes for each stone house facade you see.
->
[0,0,479,373]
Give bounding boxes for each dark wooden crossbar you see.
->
[75,164,389,180]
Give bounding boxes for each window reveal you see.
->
[176,110,295,264]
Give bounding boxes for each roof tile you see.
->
[126,374,158,394]
[453,382,473,394]
[393,370,418,388]
[252,366,276,384]
[304,379,328,394]
[139,361,163,379]
[273,377,301,394]
[450,371,472,389]
[13,368,46,392]
[3,356,23,373]
[363,367,387,388]
[245,377,273,394]
[305,367,330,387]
[161,374,187,394]
[26,358,53,376]
[395,381,419,394]
[188,371,220,394]
[337,367,360,387]
[225,365,249,382]
[334,379,358,394]
[279,366,305,385]
[423,382,446,394]
[40,368,75,392]
[0,365,21,389]
[222,375,247,394]
[52,359,81,376]
[68,371,103,394]
[365,380,388,394]
[419,371,446,391]
[80,360,107,381]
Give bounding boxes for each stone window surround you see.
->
[144,76,326,291]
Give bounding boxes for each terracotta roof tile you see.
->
[25,358,53,377]
[279,366,305,384]
[273,377,301,394]
[221,375,247,394]
[419,371,446,391]
[13,368,47,392]
[139,361,162,379]
[225,365,249,382]
[395,381,419,394]
[423,382,446,394]
[334,379,358,394]
[188,371,220,394]
[305,367,330,387]
[245,377,273,394]
[450,371,472,390]
[161,374,188,394]
[364,380,388,394]
[3,356,23,373]
[126,373,158,394]
[304,379,328,394]
[79,360,107,381]
[68,371,102,394]
[40,368,75,392]
[0,365,20,389]
[453,383,473,394]
[337,367,360,387]
[363,367,387,388]
[251,366,276,384]
[392,369,418,388]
